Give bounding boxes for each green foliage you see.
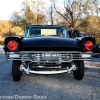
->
[10,0,46,30]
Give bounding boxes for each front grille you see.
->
[6,51,93,63]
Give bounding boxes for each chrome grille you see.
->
[6,51,93,63]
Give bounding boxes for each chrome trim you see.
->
[20,64,76,74]
[6,51,93,62]
[28,70,69,74]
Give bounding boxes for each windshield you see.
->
[25,26,69,38]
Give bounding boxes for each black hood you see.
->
[22,37,77,47]
[21,37,79,51]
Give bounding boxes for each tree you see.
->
[10,0,46,30]
[30,0,46,24]
[92,0,100,23]
[49,0,54,25]
[45,0,64,25]
[0,20,23,38]
[54,0,93,27]
[10,0,36,30]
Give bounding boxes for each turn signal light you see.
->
[7,40,18,51]
[84,40,93,51]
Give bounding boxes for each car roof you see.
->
[26,25,67,28]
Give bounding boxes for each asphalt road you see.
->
[0,46,100,100]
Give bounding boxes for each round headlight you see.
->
[84,40,93,51]
[7,40,18,51]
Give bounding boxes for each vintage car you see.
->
[3,25,95,81]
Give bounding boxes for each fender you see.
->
[76,37,95,43]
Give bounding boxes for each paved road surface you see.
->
[0,46,100,100]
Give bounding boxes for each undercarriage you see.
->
[20,61,77,74]
[6,51,92,81]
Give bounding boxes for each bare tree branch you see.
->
[53,1,71,24]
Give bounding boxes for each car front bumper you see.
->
[6,51,93,64]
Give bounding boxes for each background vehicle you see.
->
[3,25,95,81]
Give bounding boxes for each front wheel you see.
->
[73,60,84,80]
[12,60,22,81]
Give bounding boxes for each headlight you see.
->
[7,40,18,51]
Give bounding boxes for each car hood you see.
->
[22,37,78,47]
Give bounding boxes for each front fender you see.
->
[76,37,95,43]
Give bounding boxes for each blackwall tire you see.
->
[12,60,22,81]
[73,60,84,80]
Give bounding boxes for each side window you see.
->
[30,29,35,37]
[63,28,69,38]
[24,27,30,37]
[29,29,41,37]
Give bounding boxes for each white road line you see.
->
[0,59,6,62]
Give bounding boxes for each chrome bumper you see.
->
[6,51,93,63]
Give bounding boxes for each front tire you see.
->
[73,60,84,80]
[12,60,22,81]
